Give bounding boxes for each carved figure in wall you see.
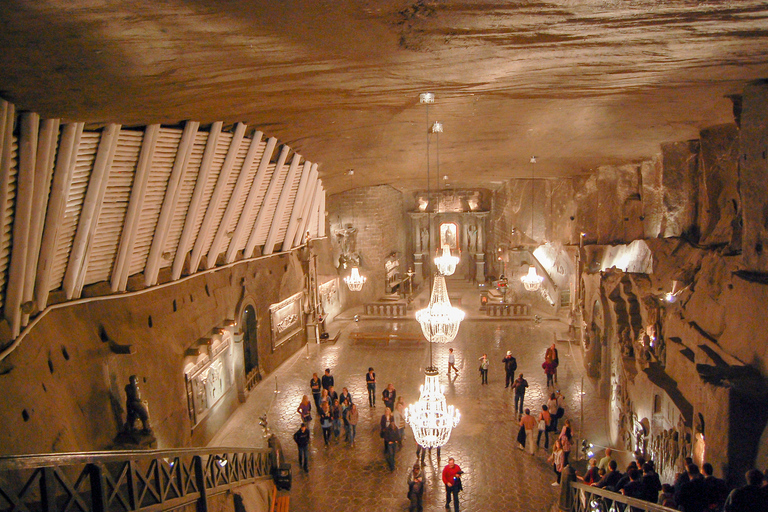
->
[420,227,429,253]
[467,224,478,253]
[620,326,634,358]
[124,375,151,433]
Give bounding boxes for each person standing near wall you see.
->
[366,367,376,407]
[478,354,489,385]
[448,348,459,375]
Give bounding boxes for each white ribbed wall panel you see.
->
[128,128,182,277]
[197,136,249,259]
[83,130,142,285]
[0,136,18,311]
[49,132,100,292]
[185,132,232,263]
[232,162,274,255]
[272,159,304,247]
[252,163,287,247]
[160,131,209,270]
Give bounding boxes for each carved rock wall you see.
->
[740,80,768,272]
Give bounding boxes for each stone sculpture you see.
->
[124,375,151,433]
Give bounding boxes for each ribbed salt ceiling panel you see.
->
[221,140,266,256]
[252,162,286,247]
[0,136,18,310]
[49,132,100,292]
[273,159,303,245]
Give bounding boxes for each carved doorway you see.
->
[242,305,259,376]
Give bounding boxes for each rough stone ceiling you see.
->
[1,1,768,195]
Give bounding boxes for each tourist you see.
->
[416,444,440,464]
[641,462,662,503]
[518,408,536,454]
[542,357,556,388]
[702,462,728,511]
[512,374,528,416]
[383,383,397,412]
[394,400,406,448]
[407,463,425,512]
[346,403,358,446]
[657,483,675,508]
[380,407,394,452]
[545,343,559,383]
[621,468,646,503]
[547,392,560,431]
[321,368,334,390]
[677,464,707,512]
[292,423,310,472]
[548,439,565,486]
[598,448,614,472]
[559,420,573,466]
[579,458,600,485]
[384,422,400,471]
[296,395,312,425]
[442,457,463,511]
[537,405,552,450]
[319,388,329,410]
[447,347,459,375]
[593,460,622,491]
[327,385,338,407]
[331,399,342,442]
[319,402,332,446]
[615,462,637,494]
[502,350,517,387]
[339,386,352,406]
[724,469,766,512]
[366,367,376,407]
[478,353,489,385]
[310,373,322,411]
[674,457,694,501]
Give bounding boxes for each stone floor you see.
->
[211,279,613,511]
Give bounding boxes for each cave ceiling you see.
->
[1,1,768,195]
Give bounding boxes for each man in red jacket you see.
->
[442,457,463,511]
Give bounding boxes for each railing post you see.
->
[126,460,140,511]
[89,463,107,512]
[40,467,57,512]
[193,455,209,512]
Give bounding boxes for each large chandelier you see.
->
[434,245,459,276]
[416,274,465,343]
[344,267,366,291]
[521,265,543,291]
[405,368,460,448]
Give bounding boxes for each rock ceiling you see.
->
[1,1,768,194]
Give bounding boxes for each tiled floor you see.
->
[212,280,611,511]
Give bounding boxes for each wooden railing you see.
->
[569,482,678,512]
[0,447,272,512]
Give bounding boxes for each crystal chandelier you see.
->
[521,265,543,291]
[434,245,459,276]
[405,368,460,449]
[344,267,366,291]
[416,274,465,343]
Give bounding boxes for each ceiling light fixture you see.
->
[521,156,543,292]
[344,267,366,291]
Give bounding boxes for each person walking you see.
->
[380,407,394,453]
[702,462,728,511]
[407,463,425,512]
[331,398,342,442]
[502,351,517,387]
[512,374,529,416]
[319,402,332,447]
[383,383,397,412]
[310,373,322,411]
[384,421,400,472]
[366,367,376,407]
[447,348,459,375]
[548,439,565,486]
[293,423,310,472]
[346,403,358,446]
[547,392,560,432]
[394,400,406,448]
[296,395,312,425]
[442,457,463,512]
[537,405,552,450]
[542,358,556,388]
[478,354,489,385]
[724,469,766,512]
[321,368,334,391]
[519,408,537,454]
[559,421,573,466]
[545,343,560,383]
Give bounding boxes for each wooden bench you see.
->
[270,484,290,512]
[349,332,423,346]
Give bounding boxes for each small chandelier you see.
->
[405,368,460,448]
[416,274,465,343]
[434,245,459,276]
[521,265,543,291]
[344,267,366,291]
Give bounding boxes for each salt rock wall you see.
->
[326,185,405,306]
[740,80,768,272]
[0,253,306,454]
[698,124,740,247]
[660,141,700,239]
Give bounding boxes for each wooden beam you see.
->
[225,137,277,263]
[292,166,318,247]
[244,144,290,258]
[316,184,326,237]
[5,113,39,337]
[22,118,60,324]
[144,121,200,286]
[111,124,159,291]
[189,123,246,273]
[35,123,83,310]
[207,131,263,268]
[263,153,302,255]
[0,100,15,314]
[282,161,313,252]
[64,123,121,299]
[306,184,324,239]
[172,121,222,280]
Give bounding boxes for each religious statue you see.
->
[420,227,429,253]
[123,375,151,433]
[467,224,478,253]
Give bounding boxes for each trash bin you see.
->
[273,463,292,491]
